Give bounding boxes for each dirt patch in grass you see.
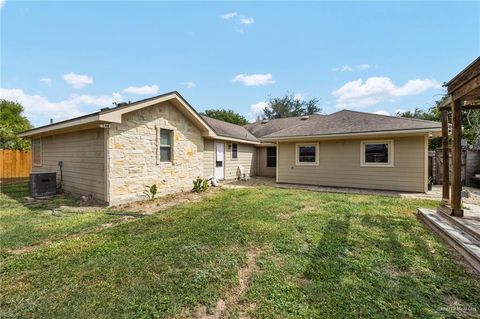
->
[6,188,221,258]
[114,187,222,214]
[7,217,134,256]
[194,248,262,319]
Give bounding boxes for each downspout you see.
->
[101,124,110,204]
[276,141,279,183]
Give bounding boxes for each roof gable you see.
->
[19,91,216,138]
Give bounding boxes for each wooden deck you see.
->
[418,205,480,274]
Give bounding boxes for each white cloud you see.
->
[356,64,371,70]
[221,12,237,19]
[0,88,122,123]
[63,72,93,89]
[331,64,371,72]
[0,0,6,9]
[221,12,254,33]
[332,77,442,108]
[123,84,159,95]
[293,93,306,101]
[40,77,52,86]
[373,110,390,116]
[232,73,275,86]
[246,101,269,122]
[239,16,254,25]
[181,81,196,89]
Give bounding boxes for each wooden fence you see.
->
[434,149,480,187]
[0,150,32,180]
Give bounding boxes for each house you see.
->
[19,91,442,205]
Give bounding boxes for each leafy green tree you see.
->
[202,109,248,126]
[395,95,480,150]
[464,110,480,149]
[262,94,321,120]
[0,100,32,150]
[395,99,442,150]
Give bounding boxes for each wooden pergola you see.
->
[438,57,480,217]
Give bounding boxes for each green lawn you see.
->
[1,183,479,318]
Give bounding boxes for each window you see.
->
[32,138,42,166]
[296,143,319,165]
[361,140,394,167]
[231,143,238,159]
[266,147,276,167]
[160,129,172,162]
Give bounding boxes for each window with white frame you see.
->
[32,138,42,166]
[296,143,319,165]
[361,140,394,167]
[231,143,238,159]
[160,129,172,162]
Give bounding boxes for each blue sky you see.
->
[1,1,479,127]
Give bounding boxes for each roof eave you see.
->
[205,135,260,145]
[18,114,102,138]
[259,127,442,142]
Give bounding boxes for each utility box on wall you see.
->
[29,172,56,197]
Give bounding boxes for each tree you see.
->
[394,95,480,150]
[262,94,321,120]
[0,100,32,150]
[202,109,248,126]
[464,110,480,149]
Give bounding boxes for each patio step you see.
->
[418,208,480,274]
[439,209,480,242]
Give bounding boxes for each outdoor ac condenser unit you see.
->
[29,172,56,197]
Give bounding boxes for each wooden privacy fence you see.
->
[434,149,480,187]
[0,150,32,179]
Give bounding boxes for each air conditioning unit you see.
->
[29,172,56,197]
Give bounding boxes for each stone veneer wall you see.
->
[108,102,204,205]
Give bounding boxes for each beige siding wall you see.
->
[108,102,204,205]
[257,147,276,177]
[203,139,215,177]
[225,142,256,179]
[277,135,427,192]
[203,139,256,179]
[32,128,106,200]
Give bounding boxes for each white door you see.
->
[215,142,225,180]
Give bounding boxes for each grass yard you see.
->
[1,183,479,318]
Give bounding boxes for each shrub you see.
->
[143,184,158,200]
[192,177,209,193]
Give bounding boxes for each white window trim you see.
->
[156,125,173,165]
[295,142,319,166]
[360,140,394,167]
[32,137,42,167]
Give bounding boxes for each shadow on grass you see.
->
[298,206,474,317]
[303,212,352,285]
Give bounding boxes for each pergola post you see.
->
[440,110,450,204]
[450,98,463,217]
[435,56,479,218]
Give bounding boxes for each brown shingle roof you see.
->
[244,114,324,138]
[245,110,441,139]
[201,116,259,142]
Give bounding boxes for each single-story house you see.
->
[19,91,442,205]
